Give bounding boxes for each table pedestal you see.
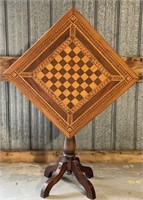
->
[40,136,96,199]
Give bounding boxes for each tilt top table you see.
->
[4,6,139,200]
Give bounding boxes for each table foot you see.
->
[41,161,67,198]
[72,160,96,199]
[75,157,94,178]
[44,157,62,178]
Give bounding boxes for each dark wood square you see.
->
[4,7,139,138]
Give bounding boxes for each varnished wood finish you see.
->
[0,56,19,81]
[1,56,143,82]
[122,57,143,81]
[72,159,95,199]
[41,136,96,199]
[64,136,76,156]
[41,156,96,199]
[41,159,67,198]
[4,7,139,138]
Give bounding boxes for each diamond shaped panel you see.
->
[4,7,139,138]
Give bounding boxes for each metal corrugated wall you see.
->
[0,0,143,150]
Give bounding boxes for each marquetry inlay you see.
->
[4,7,139,138]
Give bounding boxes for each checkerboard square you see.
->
[69,42,76,49]
[94,78,101,85]
[41,76,49,83]
[51,59,58,66]
[86,61,93,68]
[69,51,76,58]
[55,81,62,88]
[68,94,75,101]
[85,86,92,93]
[86,69,93,76]
[51,68,58,75]
[59,68,66,75]
[45,81,53,88]
[68,60,76,67]
[51,85,57,92]
[77,51,84,59]
[76,94,83,101]
[60,59,67,66]
[77,60,84,67]
[42,68,49,74]
[68,69,75,75]
[59,93,66,100]
[63,89,70,97]
[59,85,66,92]
[60,50,67,57]
[55,55,63,62]
[51,76,57,83]
[64,81,71,89]
[64,55,71,62]
[59,77,66,83]
[46,72,54,79]
[72,55,80,63]
[67,102,74,109]
[95,70,102,77]
[68,77,75,84]
[76,86,83,93]
[77,77,84,84]
[77,69,84,76]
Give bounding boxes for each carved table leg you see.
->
[44,157,62,178]
[41,161,67,198]
[75,157,94,178]
[72,160,96,199]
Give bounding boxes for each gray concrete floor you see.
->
[0,162,143,200]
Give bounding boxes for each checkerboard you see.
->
[36,42,106,109]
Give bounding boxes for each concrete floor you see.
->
[0,162,143,200]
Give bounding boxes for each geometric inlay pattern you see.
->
[34,39,108,111]
[4,7,139,138]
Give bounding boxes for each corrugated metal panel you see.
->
[140,0,143,56]
[115,0,141,150]
[0,0,10,150]
[137,0,143,150]
[137,83,143,149]
[93,0,119,150]
[118,0,141,56]
[0,0,142,151]
[0,0,7,150]
[29,0,52,150]
[6,0,30,150]
[0,82,9,150]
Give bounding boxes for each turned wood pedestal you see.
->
[40,136,96,199]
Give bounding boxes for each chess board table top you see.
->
[4,7,139,138]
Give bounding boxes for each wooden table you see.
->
[4,6,139,199]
